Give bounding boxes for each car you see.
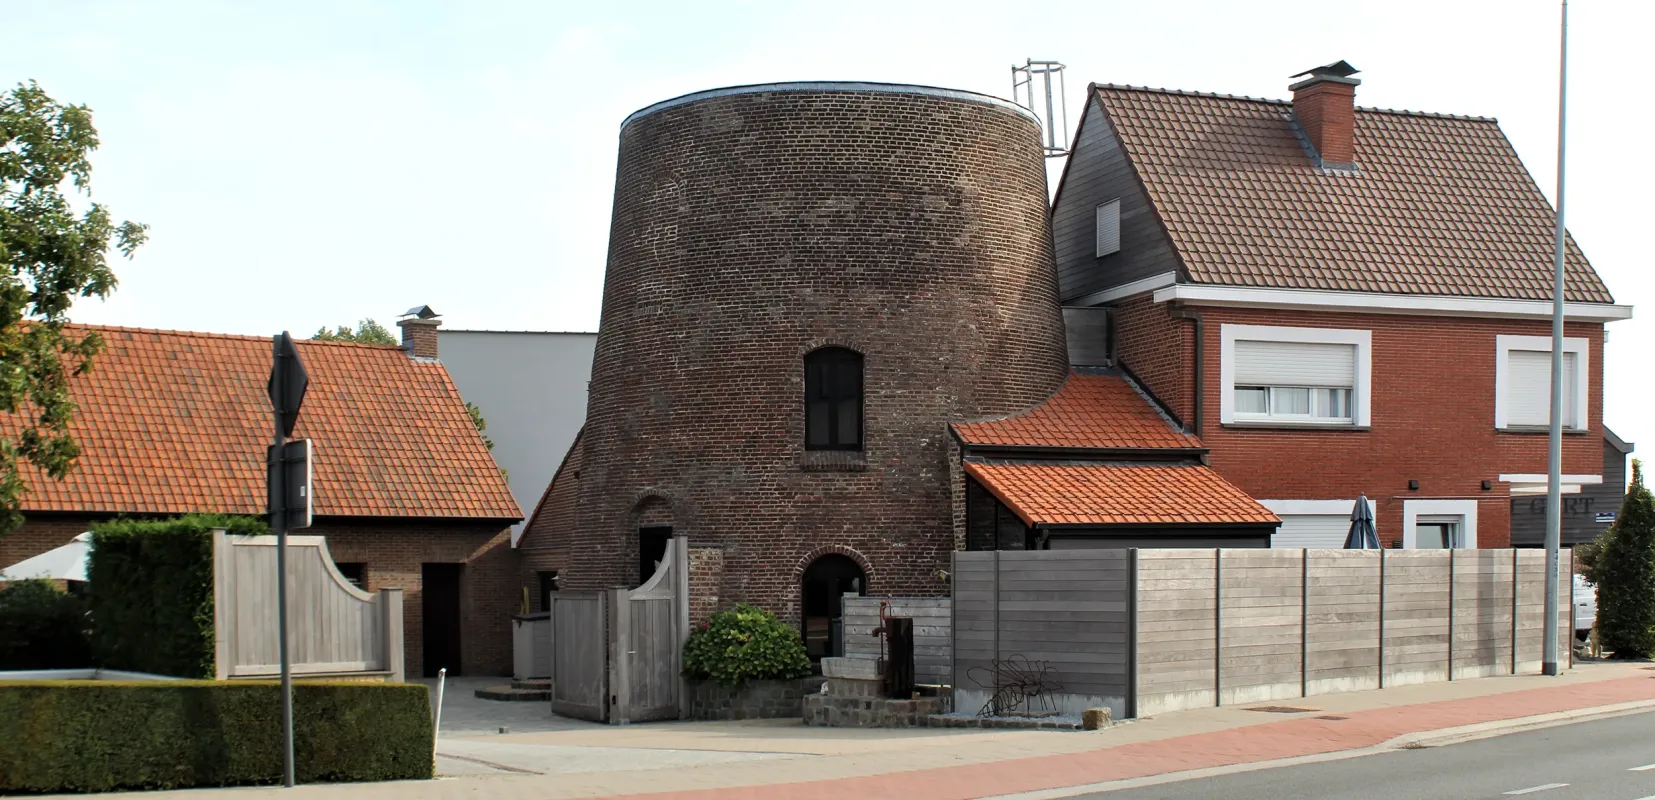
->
[1574,573,1596,641]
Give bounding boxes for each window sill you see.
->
[1221,422,1369,432]
[800,450,869,472]
[1496,426,1590,436]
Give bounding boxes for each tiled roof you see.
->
[964,461,1278,527]
[1093,85,1614,303]
[952,371,1199,451]
[7,325,521,520]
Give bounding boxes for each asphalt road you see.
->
[1076,710,1655,800]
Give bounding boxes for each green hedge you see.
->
[0,680,433,791]
[0,580,90,670]
[88,514,267,678]
[682,604,812,688]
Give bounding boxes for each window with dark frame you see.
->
[804,347,863,451]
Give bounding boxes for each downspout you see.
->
[1170,308,1205,437]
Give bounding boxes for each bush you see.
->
[0,680,433,791]
[0,580,91,669]
[1596,460,1655,658]
[682,604,811,688]
[88,514,267,678]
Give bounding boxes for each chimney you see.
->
[397,304,441,359]
[1289,60,1361,168]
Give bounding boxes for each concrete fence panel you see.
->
[1381,550,1452,688]
[1304,550,1380,696]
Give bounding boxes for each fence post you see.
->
[608,588,630,725]
[950,550,959,706]
[992,550,1001,676]
[1378,549,1387,689]
[1301,548,1310,698]
[1568,547,1575,669]
[1447,549,1456,681]
[382,588,405,683]
[1511,548,1520,675]
[212,529,232,681]
[1127,548,1138,720]
[673,536,690,720]
[1214,548,1223,707]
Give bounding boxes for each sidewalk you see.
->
[67,662,1655,800]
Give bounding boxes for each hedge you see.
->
[0,580,91,670]
[0,680,433,791]
[88,514,267,678]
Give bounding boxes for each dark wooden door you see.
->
[422,563,463,677]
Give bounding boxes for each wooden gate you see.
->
[548,591,608,721]
[548,536,689,723]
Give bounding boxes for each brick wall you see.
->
[568,87,1069,622]
[1162,305,1607,549]
[688,546,724,626]
[1112,294,1194,426]
[518,430,582,611]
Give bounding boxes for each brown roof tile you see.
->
[952,372,1199,451]
[965,461,1278,527]
[7,325,521,520]
[1094,85,1614,303]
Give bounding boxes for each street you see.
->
[1076,710,1655,800]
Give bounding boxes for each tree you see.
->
[465,402,495,452]
[1594,459,1655,658]
[311,318,395,345]
[0,81,146,538]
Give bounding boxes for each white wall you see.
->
[438,330,596,542]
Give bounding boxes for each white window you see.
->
[1402,499,1478,549]
[1495,335,1588,430]
[1095,199,1120,257]
[1220,325,1372,427]
[1259,500,1373,548]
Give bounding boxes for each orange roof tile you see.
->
[952,372,1199,451]
[1093,86,1614,303]
[965,461,1277,527]
[7,325,521,520]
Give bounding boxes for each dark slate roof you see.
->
[1092,85,1614,303]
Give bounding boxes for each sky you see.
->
[6,0,1653,451]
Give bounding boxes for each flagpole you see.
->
[1543,0,1569,677]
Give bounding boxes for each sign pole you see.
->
[268,332,308,787]
[1543,0,1569,677]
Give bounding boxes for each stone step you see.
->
[512,678,552,691]
[474,685,551,702]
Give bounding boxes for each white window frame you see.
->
[1220,324,1372,428]
[1095,198,1121,257]
[1494,335,1589,431]
[1401,499,1479,549]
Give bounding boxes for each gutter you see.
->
[1170,308,1205,437]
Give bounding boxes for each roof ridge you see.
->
[74,323,407,350]
[1091,83,1497,123]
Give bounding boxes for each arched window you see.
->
[804,347,863,451]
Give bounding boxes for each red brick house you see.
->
[1,317,522,677]
[1047,61,1631,550]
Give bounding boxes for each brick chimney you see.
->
[396,305,441,359]
[1290,60,1361,168]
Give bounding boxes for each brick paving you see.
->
[595,673,1655,800]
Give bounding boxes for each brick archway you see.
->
[792,544,875,586]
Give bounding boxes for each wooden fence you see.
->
[212,531,403,682]
[953,548,1572,720]
[842,596,951,685]
[953,550,1132,718]
[548,536,690,723]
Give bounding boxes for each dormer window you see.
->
[1095,199,1121,257]
[805,347,863,451]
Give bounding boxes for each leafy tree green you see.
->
[1595,459,1655,658]
[0,81,147,539]
[466,401,495,452]
[682,604,811,688]
[311,318,395,345]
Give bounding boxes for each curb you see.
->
[978,700,1655,800]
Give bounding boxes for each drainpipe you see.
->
[1170,308,1205,437]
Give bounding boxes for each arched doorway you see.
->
[801,554,866,660]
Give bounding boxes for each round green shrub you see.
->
[682,604,811,688]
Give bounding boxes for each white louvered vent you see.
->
[1095,199,1121,257]
[1506,350,1576,427]
[1235,340,1355,387]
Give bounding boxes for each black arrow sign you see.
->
[268,332,309,438]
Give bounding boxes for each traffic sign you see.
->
[266,438,313,531]
[267,332,309,438]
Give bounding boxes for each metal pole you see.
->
[1543,0,1569,678]
[271,338,295,787]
